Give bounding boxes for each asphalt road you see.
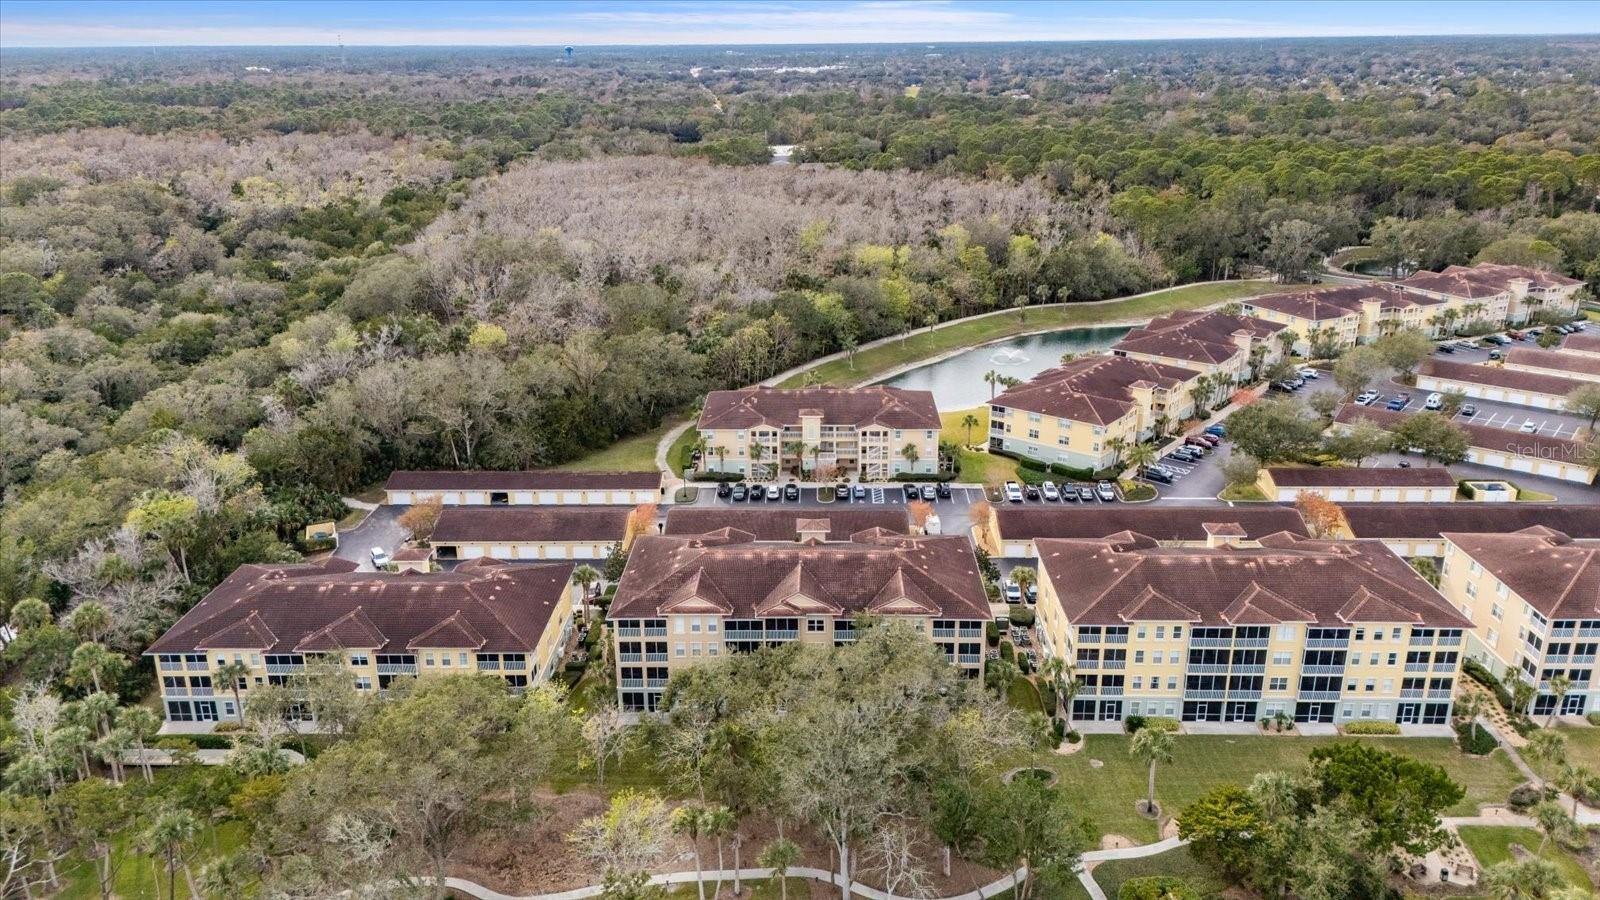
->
[334,504,409,570]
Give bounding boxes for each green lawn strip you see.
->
[1024,734,1522,843]
[1007,677,1046,715]
[58,820,250,900]
[1089,844,1231,899]
[941,406,1019,487]
[557,418,681,472]
[665,424,701,477]
[1527,724,1600,777]
[1456,825,1593,890]
[780,281,1285,389]
[1217,483,1267,501]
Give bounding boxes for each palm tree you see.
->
[749,442,768,481]
[961,413,980,446]
[1526,729,1569,775]
[1513,678,1537,718]
[702,805,737,898]
[689,434,709,473]
[1011,566,1036,605]
[1130,727,1176,816]
[672,806,710,900]
[758,838,801,900]
[1105,436,1127,469]
[1481,857,1562,900]
[573,565,603,623]
[781,440,804,476]
[1455,691,1485,745]
[714,445,728,473]
[1532,799,1569,854]
[214,660,251,723]
[118,705,160,783]
[900,443,921,475]
[1555,762,1592,817]
[65,601,111,643]
[808,443,822,475]
[1548,674,1573,727]
[1126,443,1158,476]
[985,369,1002,399]
[141,806,201,900]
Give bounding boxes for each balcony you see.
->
[1428,690,1454,700]
[765,629,799,641]
[1091,685,1125,696]
[1232,664,1266,675]
[187,661,210,672]
[1191,637,1231,649]
[1409,635,1433,647]
[1187,663,1230,674]
[1306,638,1350,650]
[1075,659,1100,670]
[1299,690,1341,702]
[265,662,304,674]
[958,654,981,665]
[162,685,189,696]
[477,660,501,671]
[1302,665,1346,676]
[1437,635,1462,647]
[1400,688,1424,699]
[645,652,669,662]
[1234,637,1269,649]
[1185,690,1227,700]
[1230,689,1264,700]
[724,630,763,642]
[959,626,983,638]
[615,626,641,637]
[620,677,644,689]
[1404,663,1429,673]
[376,662,418,675]
[933,627,955,638]
[1552,627,1575,639]
[1433,662,1457,673]
[1101,660,1127,670]
[1104,633,1129,645]
[647,677,669,688]
[189,686,214,697]
[619,652,643,663]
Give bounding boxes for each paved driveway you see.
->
[335,504,409,570]
[681,483,989,540]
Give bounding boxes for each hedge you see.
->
[1008,606,1036,626]
[1119,877,1200,900]
[992,448,1096,482]
[892,471,958,482]
[1456,720,1499,755]
[1342,720,1401,735]
[1124,715,1178,734]
[1463,658,1517,713]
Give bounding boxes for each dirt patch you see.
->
[1100,833,1138,850]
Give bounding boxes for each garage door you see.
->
[489,545,512,559]
[1404,489,1424,502]
[1486,389,1505,402]
[1511,457,1534,473]
[444,492,462,505]
[562,491,583,504]
[390,491,412,505]
[513,492,534,504]
[573,546,597,559]
[1379,489,1400,502]
[539,491,558,504]
[465,492,487,505]
[1331,489,1353,502]
[1539,462,1564,479]
[609,491,631,505]
[1531,395,1552,410]
[462,546,484,559]
[546,545,569,559]
[1004,543,1030,558]
[1509,393,1527,406]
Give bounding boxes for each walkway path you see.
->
[405,863,1030,900]
[1075,837,1189,900]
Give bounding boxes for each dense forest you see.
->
[2,35,1599,705]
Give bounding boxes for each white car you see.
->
[1356,390,1380,406]
[1001,579,1023,603]
[1041,480,1060,501]
[1004,481,1025,503]
[1297,367,1318,379]
[1424,392,1443,410]
[370,546,391,568]
[1096,481,1117,502]
[1520,420,1539,434]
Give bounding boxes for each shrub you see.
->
[1456,720,1499,755]
[695,471,745,482]
[1343,721,1401,735]
[1508,782,1557,811]
[1142,717,1180,733]
[1464,658,1518,712]
[1512,717,1538,738]
[892,471,956,482]
[1065,729,1082,744]
[999,641,1015,663]
[985,621,1000,647]
[1039,681,1058,713]
[1123,714,1147,734]
[1008,606,1036,627]
[1586,711,1600,727]
[1017,655,1032,675]
[1119,877,1199,900]
[1052,717,1066,743]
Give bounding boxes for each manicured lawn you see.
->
[665,424,701,477]
[780,281,1286,389]
[1217,483,1268,501]
[1008,676,1045,715]
[1025,734,1524,842]
[1529,724,1600,776]
[557,418,680,472]
[1457,826,1593,891]
[941,406,1019,487]
[58,820,250,900]
[1089,844,1231,899]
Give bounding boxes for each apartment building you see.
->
[973,506,1307,559]
[987,356,1203,472]
[1336,503,1600,559]
[1334,405,1599,485]
[146,557,578,728]
[1110,309,1286,385]
[697,386,940,480]
[606,528,991,711]
[1239,283,1443,354]
[1500,347,1600,385]
[1034,530,1470,725]
[1417,359,1589,412]
[383,470,660,506]
[430,505,635,563]
[1399,263,1584,326]
[1256,466,1458,503]
[1440,527,1600,717]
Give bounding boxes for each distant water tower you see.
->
[564,46,574,59]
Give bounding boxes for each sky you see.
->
[2,0,1598,48]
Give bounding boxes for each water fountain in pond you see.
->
[989,347,1029,366]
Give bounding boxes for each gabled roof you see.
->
[990,355,1199,425]
[1036,531,1468,628]
[868,568,941,615]
[994,507,1307,543]
[1441,527,1600,619]
[1264,466,1457,489]
[1420,358,1589,398]
[665,508,909,542]
[408,610,488,649]
[432,506,633,543]
[1243,283,1440,322]
[698,386,940,430]
[756,562,843,615]
[1503,347,1600,379]
[1338,503,1600,541]
[660,569,736,615]
[1399,263,1581,299]
[147,557,573,656]
[385,470,659,491]
[1113,309,1284,366]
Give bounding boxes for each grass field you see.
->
[1526,724,1600,778]
[1025,734,1523,843]
[58,820,250,900]
[1088,844,1231,898]
[779,281,1285,389]
[1457,825,1594,891]
[941,406,1020,486]
[557,418,681,472]
[1008,676,1046,715]
[1217,483,1268,501]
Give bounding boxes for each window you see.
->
[1495,580,1509,598]
[1173,627,1184,640]
[1137,626,1147,639]
[354,677,372,691]
[1027,429,1040,440]
[691,645,701,657]
[1491,603,1504,620]
[1133,677,1143,690]
[1134,650,1145,664]
[440,654,451,667]
[1365,679,1376,692]
[1269,677,1288,691]
[1488,628,1499,645]
[1156,626,1165,639]
[707,620,718,633]
[1355,628,1366,641]
[350,654,368,667]
[675,618,686,634]
[1273,652,1291,666]
[675,644,686,658]
[1278,625,1296,641]
[807,618,826,633]
[424,654,435,666]
[1369,653,1379,665]
[1166,677,1177,691]
[459,652,468,667]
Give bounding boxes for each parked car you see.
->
[1041,481,1060,501]
[1460,404,1478,417]
[1424,392,1443,410]
[1077,485,1095,502]
[370,547,391,568]
[1191,433,1220,447]
[1061,484,1079,501]
[1520,420,1539,434]
[1025,583,1037,604]
[852,484,867,501]
[1024,484,1041,501]
[1436,343,1456,354]
[836,482,850,499]
[1143,467,1173,484]
[1001,579,1022,604]
[750,484,766,501]
[784,483,800,501]
[936,482,952,499]
[1204,424,1226,437]
[1004,481,1024,503]
[716,482,733,498]
[1385,398,1407,411]
[731,483,749,501]
[1507,330,1525,340]
[920,484,937,501]
[1489,350,1503,360]
[1183,438,1209,454]
[1297,367,1318,379]
[1096,481,1117,502]
[1356,390,1380,406]
[767,483,782,502]
[903,483,920,500]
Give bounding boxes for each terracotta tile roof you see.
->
[1504,347,1600,378]
[1112,309,1284,365]
[1332,405,1597,472]
[1562,334,1600,355]
[607,530,991,621]
[993,506,1307,542]
[384,470,660,492]
[1420,358,1589,398]
[1442,527,1600,619]
[665,507,909,541]
[147,557,573,655]
[1242,283,1440,322]
[1338,503,1600,541]
[990,355,1199,425]
[1264,466,1458,489]
[1400,263,1581,299]
[1036,531,1469,628]
[698,386,939,430]
[432,506,633,543]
